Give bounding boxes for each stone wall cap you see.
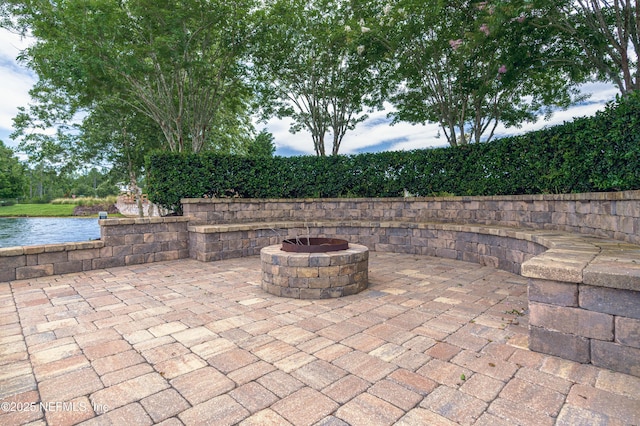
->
[181,190,640,204]
[100,217,190,226]
[0,240,103,257]
[583,250,640,291]
[43,243,72,252]
[158,216,191,223]
[100,218,136,225]
[23,245,46,254]
[521,251,594,283]
[0,246,24,256]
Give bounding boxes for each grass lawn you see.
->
[0,204,77,217]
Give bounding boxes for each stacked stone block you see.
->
[100,217,190,266]
[529,278,640,377]
[0,241,103,282]
[188,222,302,262]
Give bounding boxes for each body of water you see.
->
[0,218,101,248]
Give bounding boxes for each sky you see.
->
[0,27,620,159]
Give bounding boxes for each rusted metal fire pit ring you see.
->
[281,237,349,253]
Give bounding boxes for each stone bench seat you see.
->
[188,219,640,377]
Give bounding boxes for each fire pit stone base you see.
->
[260,243,369,299]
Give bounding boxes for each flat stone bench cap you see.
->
[188,220,533,235]
[100,217,190,226]
[583,243,640,291]
[0,240,105,257]
[520,248,598,283]
[521,235,640,290]
[188,221,313,233]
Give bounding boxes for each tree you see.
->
[95,181,119,198]
[541,0,639,94]
[77,98,162,214]
[252,0,383,156]
[69,167,119,198]
[7,0,257,154]
[10,77,82,173]
[109,0,257,152]
[371,0,585,146]
[22,162,66,201]
[247,129,276,158]
[0,141,25,200]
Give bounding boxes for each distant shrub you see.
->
[51,196,118,207]
[22,197,52,204]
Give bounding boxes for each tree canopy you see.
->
[2,0,637,163]
[541,0,639,94]
[9,0,257,153]
[252,0,385,156]
[0,141,25,200]
[368,0,587,146]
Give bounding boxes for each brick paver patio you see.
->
[1,252,639,425]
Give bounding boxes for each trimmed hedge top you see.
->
[147,92,640,213]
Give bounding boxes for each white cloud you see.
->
[582,81,620,102]
[0,27,31,58]
[0,70,33,126]
[265,104,446,156]
[262,116,315,155]
[493,82,618,138]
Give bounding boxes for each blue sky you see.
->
[0,28,620,159]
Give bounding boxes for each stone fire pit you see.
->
[260,238,369,299]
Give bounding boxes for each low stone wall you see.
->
[99,217,190,266]
[523,238,640,377]
[182,190,640,245]
[0,217,190,282]
[0,240,105,282]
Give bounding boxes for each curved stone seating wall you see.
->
[185,192,640,378]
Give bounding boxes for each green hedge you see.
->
[147,92,640,213]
